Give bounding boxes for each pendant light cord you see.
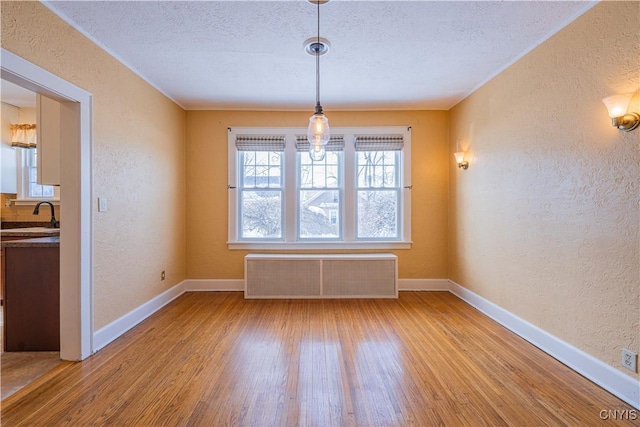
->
[315,0,321,113]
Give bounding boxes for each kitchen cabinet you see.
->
[36,94,61,186]
[1,235,29,306]
[1,228,60,307]
[3,237,60,351]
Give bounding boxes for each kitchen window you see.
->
[228,126,411,249]
[16,148,58,202]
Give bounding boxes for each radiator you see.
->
[244,254,398,299]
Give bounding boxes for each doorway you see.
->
[0,80,61,399]
[1,48,93,362]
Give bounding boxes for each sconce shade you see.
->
[453,151,469,170]
[602,93,632,118]
[602,93,639,132]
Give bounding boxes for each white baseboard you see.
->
[184,279,244,291]
[398,278,449,291]
[449,280,640,410]
[184,279,449,292]
[93,281,186,352]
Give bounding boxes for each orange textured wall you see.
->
[1,1,187,330]
[186,110,449,279]
[449,1,639,378]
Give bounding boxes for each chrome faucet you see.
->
[33,201,60,228]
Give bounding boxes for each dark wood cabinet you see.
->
[3,244,60,351]
[0,235,36,306]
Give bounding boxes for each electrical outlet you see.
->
[161,270,166,281]
[622,349,637,372]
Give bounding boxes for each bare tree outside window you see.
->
[357,151,399,238]
[299,151,341,239]
[239,151,283,238]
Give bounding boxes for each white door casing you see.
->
[1,48,93,360]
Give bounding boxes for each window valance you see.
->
[354,135,404,151]
[235,135,285,152]
[10,124,37,149]
[295,135,345,152]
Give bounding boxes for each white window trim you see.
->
[228,126,411,250]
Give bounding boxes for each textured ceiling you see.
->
[42,1,596,111]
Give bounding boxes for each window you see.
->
[16,148,58,201]
[297,135,343,240]
[228,127,411,249]
[236,136,285,239]
[357,151,399,239]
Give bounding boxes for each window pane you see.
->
[357,151,397,188]
[240,190,282,238]
[41,185,54,197]
[357,190,398,238]
[298,151,342,239]
[326,165,339,187]
[241,151,282,188]
[30,184,43,198]
[299,151,341,189]
[299,190,340,239]
[29,149,37,167]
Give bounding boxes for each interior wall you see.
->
[186,110,449,280]
[1,1,187,330]
[449,1,639,378]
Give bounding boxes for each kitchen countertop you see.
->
[1,221,51,229]
[1,227,60,238]
[2,236,60,248]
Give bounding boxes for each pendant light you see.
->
[307,0,330,161]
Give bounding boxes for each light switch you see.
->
[98,197,108,212]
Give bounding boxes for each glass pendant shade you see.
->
[307,112,330,161]
[307,113,330,145]
[309,144,326,161]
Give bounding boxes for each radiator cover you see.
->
[244,254,398,299]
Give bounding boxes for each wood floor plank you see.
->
[1,292,636,426]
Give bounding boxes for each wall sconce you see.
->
[453,151,469,170]
[602,93,639,132]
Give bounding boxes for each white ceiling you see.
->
[1,79,36,108]
[41,0,596,111]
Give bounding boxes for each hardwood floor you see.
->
[1,292,635,426]
[1,304,64,400]
[1,351,62,400]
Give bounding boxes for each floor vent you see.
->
[245,254,397,299]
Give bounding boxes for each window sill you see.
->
[11,198,60,206]
[228,241,412,250]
